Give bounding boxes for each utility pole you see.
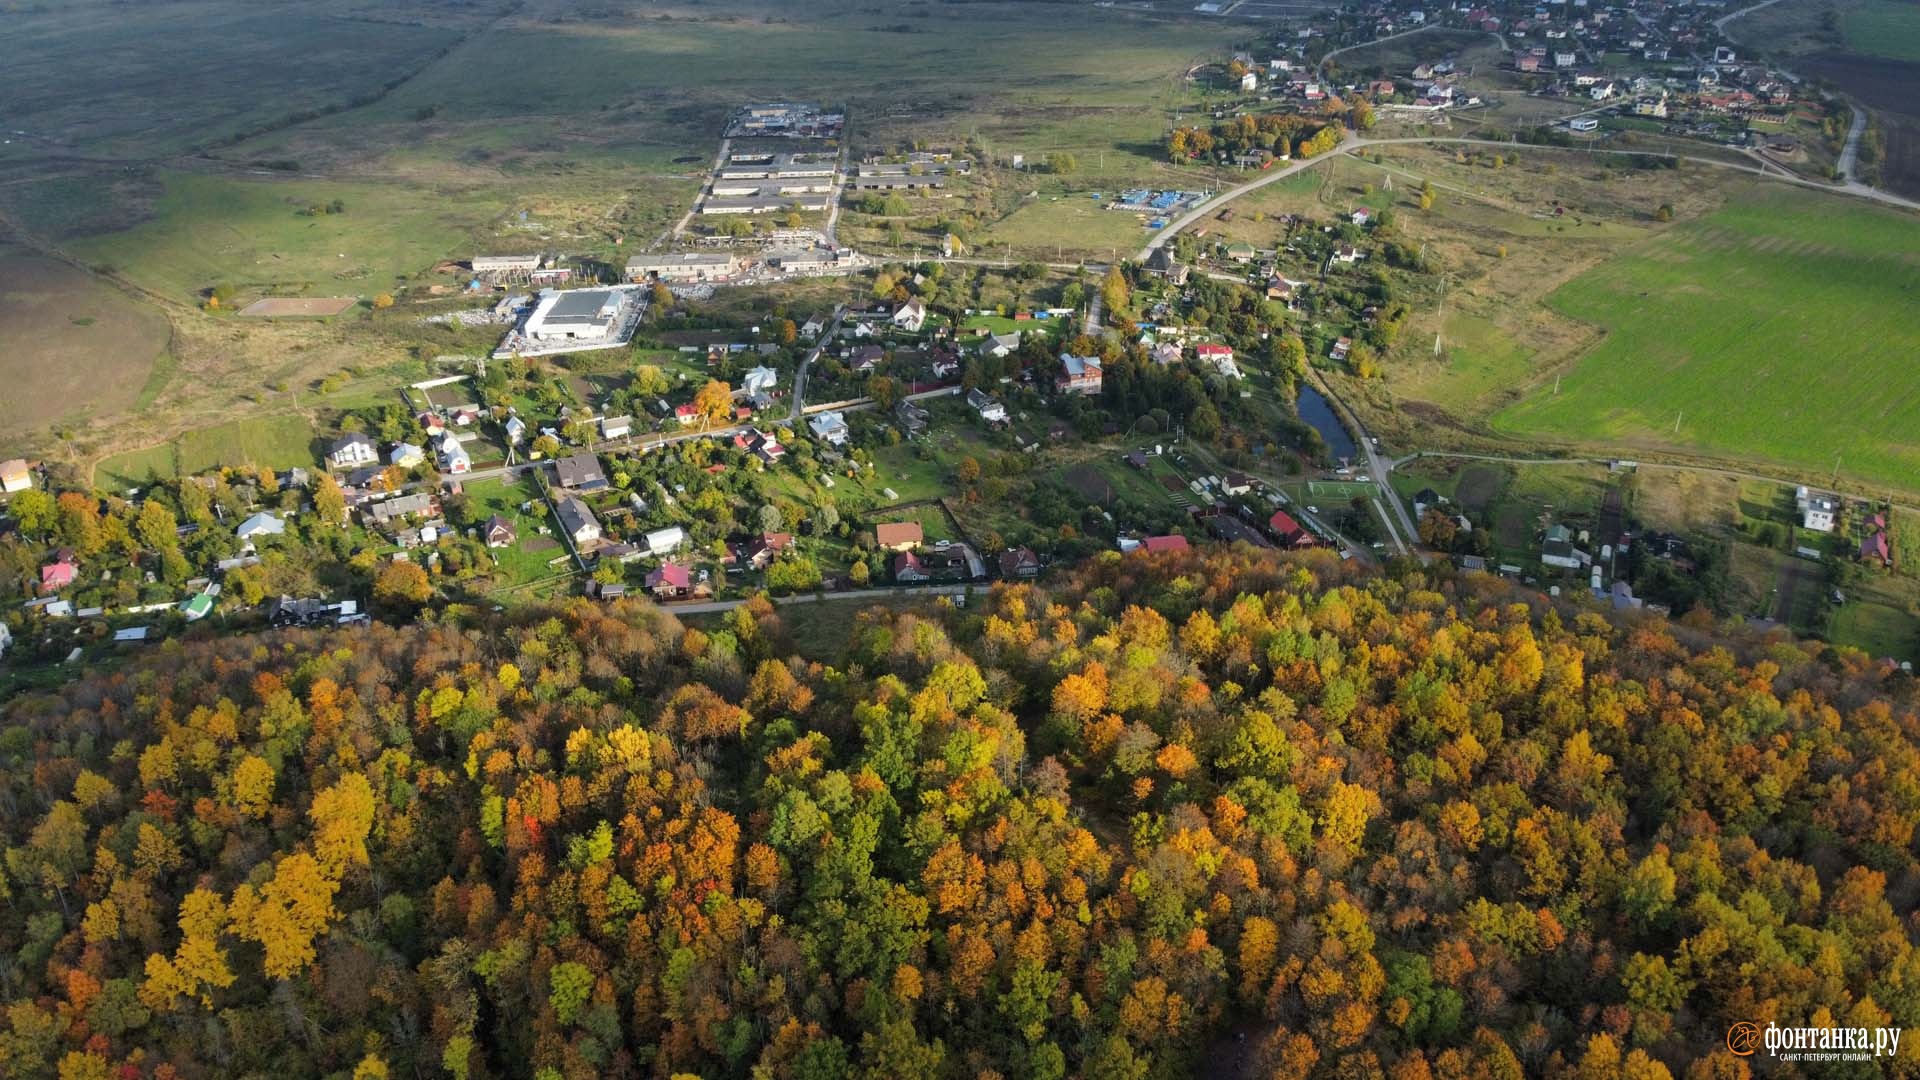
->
[1433,274,1447,356]
[1673,410,1682,434]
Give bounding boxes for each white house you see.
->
[892,299,927,332]
[391,442,426,469]
[967,388,1008,423]
[1796,487,1838,532]
[327,433,379,469]
[809,411,850,445]
[601,415,633,440]
[436,432,471,475]
[743,366,779,398]
[236,512,287,539]
[504,414,527,445]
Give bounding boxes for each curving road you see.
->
[1138,132,1920,262]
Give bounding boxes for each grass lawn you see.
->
[1492,187,1920,493]
[1829,597,1919,660]
[463,475,575,586]
[97,414,319,489]
[66,171,509,303]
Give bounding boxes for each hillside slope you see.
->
[3,549,1918,1079]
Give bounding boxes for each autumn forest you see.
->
[3,549,1919,1080]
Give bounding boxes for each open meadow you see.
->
[1492,186,1920,491]
[0,249,172,445]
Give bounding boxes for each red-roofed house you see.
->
[894,550,930,582]
[1268,510,1317,549]
[646,562,692,597]
[1142,534,1190,554]
[1861,531,1892,567]
[875,522,923,552]
[40,558,77,593]
[674,404,701,426]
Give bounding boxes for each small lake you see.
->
[1296,385,1358,462]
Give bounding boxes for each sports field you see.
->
[1493,187,1920,492]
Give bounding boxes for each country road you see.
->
[1138,131,1920,262]
[1393,450,1920,517]
[660,583,970,615]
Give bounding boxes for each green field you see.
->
[66,172,507,303]
[1493,188,1920,492]
[97,414,318,489]
[0,1,464,156]
[1844,0,1920,62]
[1830,599,1920,659]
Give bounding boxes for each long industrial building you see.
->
[625,252,742,283]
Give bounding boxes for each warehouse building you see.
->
[626,252,743,283]
[523,289,630,344]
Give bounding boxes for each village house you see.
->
[876,522,924,552]
[601,415,633,440]
[1144,246,1190,285]
[1796,487,1838,532]
[436,432,471,475]
[363,492,435,527]
[1141,534,1190,554]
[504,414,528,445]
[0,458,32,493]
[40,556,78,593]
[730,532,794,570]
[236,512,286,540]
[894,550,930,583]
[977,332,1022,360]
[895,398,930,435]
[849,344,886,372]
[1268,510,1317,549]
[999,546,1042,579]
[484,515,517,548]
[967,388,1008,424]
[892,298,927,332]
[391,442,426,469]
[809,411,850,445]
[555,497,601,547]
[1058,353,1103,395]
[646,562,693,598]
[1329,337,1352,362]
[556,452,608,492]
[327,433,379,470]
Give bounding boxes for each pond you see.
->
[1295,385,1358,462]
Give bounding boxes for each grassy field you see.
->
[1491,186,1920,492]
[462,475,577,586]
[0,249,172,445]
[0,1,467,156]
[65,172,508,304]
[1844,0,1920,62]
[96,414,318,490]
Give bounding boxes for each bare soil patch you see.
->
[0,250,169,439]
[238,296,360,317]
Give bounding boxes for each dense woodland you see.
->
[3,549,1919,1079]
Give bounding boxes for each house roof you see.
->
[1269,510,1304,537]
[875,522,923,547]
[555,452,607,488]
[485,514,516,539]
[647,562,692,589]
[555,496,599,538]
[1142,534,1190,553]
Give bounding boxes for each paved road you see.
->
[790,306,845,422]
[1837,101,1868,182]
[1306,370,1424,558]
[661,583,970,614]
[823,137,852,245]
[1713,0,1791,32]
[1139,133,1920,263]
[669,137,731,242]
